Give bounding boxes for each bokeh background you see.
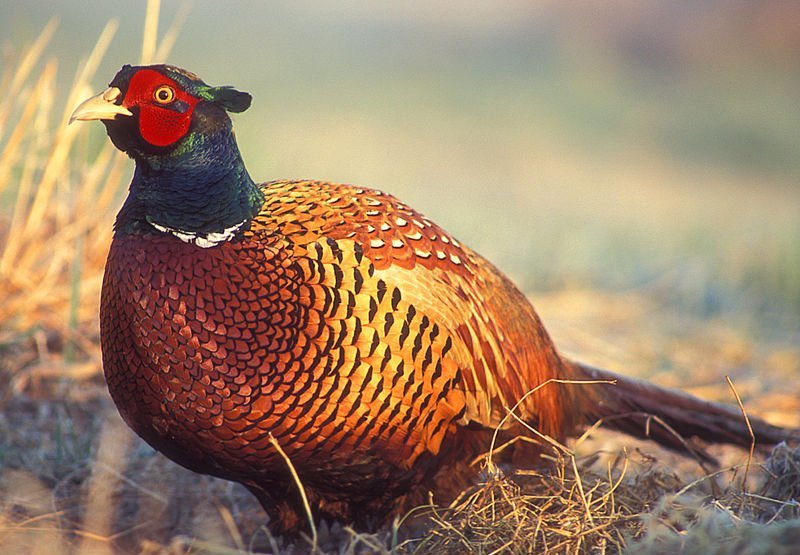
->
[0,2,798,552]
[4,1,798,327]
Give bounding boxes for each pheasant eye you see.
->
[153,85,175,104]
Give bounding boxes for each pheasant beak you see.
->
[69,87,132,124]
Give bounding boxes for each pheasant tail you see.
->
[568,360,800,461]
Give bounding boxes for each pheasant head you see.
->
[70,65,262,245]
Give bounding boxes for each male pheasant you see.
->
[71,64,797,533]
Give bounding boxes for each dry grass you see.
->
[1,289,797,555]
[0,0,185,345]
[0,18,122,338]
[413,447,800,555]
[1,387,798,555]
[1,6,799,555]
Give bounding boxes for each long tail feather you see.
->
[568,360,799,461]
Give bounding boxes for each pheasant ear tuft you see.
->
[208,86,252,113]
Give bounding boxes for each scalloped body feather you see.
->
[101,180,574,529]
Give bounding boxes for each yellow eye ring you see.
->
[153,85,175,104]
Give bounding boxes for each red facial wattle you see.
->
[123,69,199,147]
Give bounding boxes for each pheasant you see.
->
[71,64,797,533]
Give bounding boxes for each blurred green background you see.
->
[2,0,799,338]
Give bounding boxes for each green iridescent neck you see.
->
[114,123,264,240]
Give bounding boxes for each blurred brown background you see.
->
[3,0,799,330]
